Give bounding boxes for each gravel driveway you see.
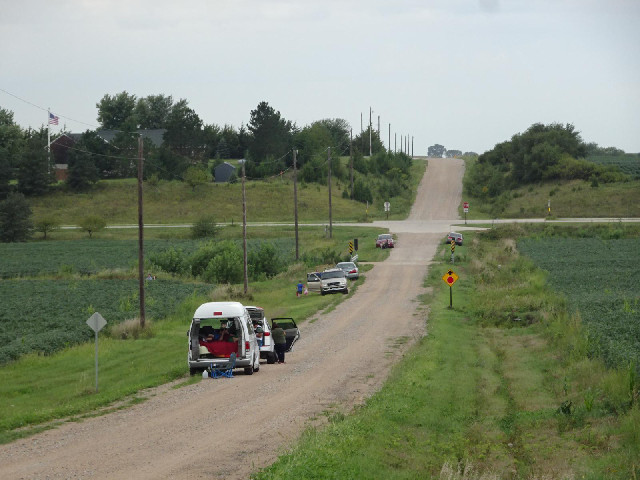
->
[0,157,465,480]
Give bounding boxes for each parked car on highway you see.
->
[376,233,395,248]
[447,232,463,246]
[307,268,348,295]
[336,261,359,280]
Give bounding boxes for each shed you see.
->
[214,162,236,183]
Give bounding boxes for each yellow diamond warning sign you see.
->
[442,269,459,286]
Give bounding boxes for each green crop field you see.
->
[0,238,295,278]
[0,278,210,364]
[517,237,640,371]
[587,154,640,178]
[0,239,201,278]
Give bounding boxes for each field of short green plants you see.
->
[517,236,640,372]
[0,278,210,364]
[588,154,640,178]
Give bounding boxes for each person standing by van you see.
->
[271,322,287,364]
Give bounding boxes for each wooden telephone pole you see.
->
[137,136,145,328]
[293,150,299,260]
[328,147,332,238]
[242,160,248,294]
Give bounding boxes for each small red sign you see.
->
[463,202,469,208]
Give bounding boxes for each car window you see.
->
[322,270,345,279]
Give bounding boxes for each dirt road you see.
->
[0,158,465,480]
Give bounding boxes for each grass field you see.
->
[28,158,426,226]
[253,227,640,480]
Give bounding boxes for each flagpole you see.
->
[47,109,51,175]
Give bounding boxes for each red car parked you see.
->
[376,234,395,248]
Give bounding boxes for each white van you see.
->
[188,301,260,376]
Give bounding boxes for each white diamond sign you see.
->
[86,312,107,333]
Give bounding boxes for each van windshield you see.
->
[322,270,345,279]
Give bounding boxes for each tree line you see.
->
[0,94,415,241]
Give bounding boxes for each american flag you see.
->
[48,112,59,125]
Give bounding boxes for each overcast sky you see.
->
[1,0,639,155]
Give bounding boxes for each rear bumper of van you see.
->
[188,357,251,370]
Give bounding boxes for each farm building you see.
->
[214,162,236,183]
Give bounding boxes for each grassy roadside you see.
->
[252,229,640,480]
[0,226,383,444]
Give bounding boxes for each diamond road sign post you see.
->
[442,270,459,308]
[86,312,107,393]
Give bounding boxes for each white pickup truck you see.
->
[307,268,349,295]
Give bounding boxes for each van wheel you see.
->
[342,288,349,294]
[244,366,254,375]
[189,367,198,376]
[266,352,276,364]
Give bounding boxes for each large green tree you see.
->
[0,108,23,199]
[247,101,294,170]
[17,133,52,196]
[163,99,204,160]
[66,147,99,191]
[0,192,33,242]
[96,91,137,130]
[135,94,173,129]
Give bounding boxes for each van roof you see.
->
[193,301,246,319]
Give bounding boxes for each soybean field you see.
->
[0,278,210,365]
[587,153,640,178]
[0,239,202,278]
[517,237,640,371]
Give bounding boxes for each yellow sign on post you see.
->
[442,269,459,286]
[442,269,459,308]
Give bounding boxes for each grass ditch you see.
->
[252,228,640,480]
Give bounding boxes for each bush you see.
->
[108,317,154,340]
[248,242,282,279]
[149,246,189,276]
[302,246,341,267]
[34,216,60,240]
[201,241,243,283]
[191,216,218,239]
[79,215,106,238]
[187,242,214,277]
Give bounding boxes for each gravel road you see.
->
[0,157,465,480]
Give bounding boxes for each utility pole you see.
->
[411,136,414,157]
[137,136,146,328]
[360,112,364,152]
[388,124,391,153]
[242,160,248,294]
[328,147,332,238]
[349,129,354,199]
[377,115,380,138]
[395,133,397,153]
[369,107,372,157]
[293,150,299,261]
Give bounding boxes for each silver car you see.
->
[336,261,359,280]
